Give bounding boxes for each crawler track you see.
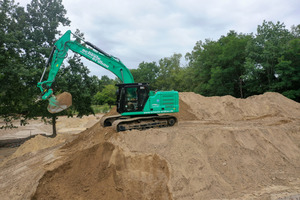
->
[100,114,177,132]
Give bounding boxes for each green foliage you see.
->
[0,0,70,128]
[91,104,111,113]
[93,84,117,106]
[271,39,300,101]
[0,1,118,126]
[185,31,251,97]
[130,61,159,89]
[245,21,291,91]
[244,21,299,101]
[157,53,183,91]
[131,54,187,92]
[182,22,300,101]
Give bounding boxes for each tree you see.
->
[0,0,28,128]
[244,21,291,93]
[25,0,70,47]
[185,39,221,95]
[130,61,159,89]
[217,31,251,97]
[243,21,300,101]
[272,37,300,101]
[99,75,116,91]
[93,84,117,106]
[185,31,251,97]
[0,0,70,129]
[156,53,183,91]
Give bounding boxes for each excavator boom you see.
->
[38,30,134,100]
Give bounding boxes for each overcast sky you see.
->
[17,0,300,79]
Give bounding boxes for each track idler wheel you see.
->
[168,117,176,126]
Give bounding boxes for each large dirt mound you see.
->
[112,123,300,199]
[1,92,299,200]
[109,92,300,199]
[179,92,300,121]
[32,124,171,200]
[12,134,69,158]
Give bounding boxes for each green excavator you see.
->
[37,30,179,131]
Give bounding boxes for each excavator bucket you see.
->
[47,92,72,114]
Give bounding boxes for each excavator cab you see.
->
[116,83,150,114]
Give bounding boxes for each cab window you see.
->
[125,87,138,112]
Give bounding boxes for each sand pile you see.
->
[32,124,171,200]
[12,134,69,158]
[0,134,74,200]
[33,143,171,199]
[171,99,198,121]
[112,123,300,199]
[179,92,300,121]
[1,92,300,200]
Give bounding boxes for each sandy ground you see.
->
[0,114,103,166]
[0,92,300,200]
[0,114,104,140]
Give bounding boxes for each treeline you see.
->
[0,0,118,127]
[1,0,299,128]
[132,21,300,101]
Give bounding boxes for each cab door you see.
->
[116,83,149,114]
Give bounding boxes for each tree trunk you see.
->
[239,77,244,98]
[50,115,57,138]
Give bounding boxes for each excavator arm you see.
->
[37,30,134,101]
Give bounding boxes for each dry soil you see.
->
[0,92,299,200]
